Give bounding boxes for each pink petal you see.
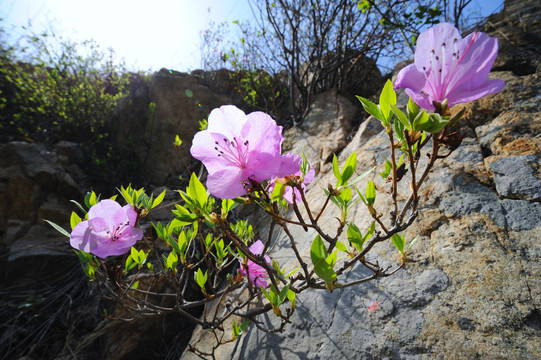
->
[444,32,500,100]
[122,205,139,226]
[446,79,506,106]
[206,105,247,139]
[190,131,230,175]
[395,64,435,110]
[206,166,249,199]
[414,23,461,72]
[249,240,265,255]
[70,220,94,253]
[88,200,121,229]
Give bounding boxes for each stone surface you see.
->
[282,88,363,175]
[113,69,234,186]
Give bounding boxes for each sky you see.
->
[0,0,504,73]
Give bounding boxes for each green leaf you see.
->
[365,180,376,206]
[412,110,430,131]
[300,152,310,177]
[151,189,166,209]
[339,187,352,204]
[390,103,410,130]
[174,134,182,147]
[70,200,87,216]
[195,268,208,291]
[391,233,405,253]
[70,211,82,230]
[346,166,375,188]
[310,235,328,262]
[188,173,208,208]
[347,223,364,251]
[221,198,236,215]
[335,241,348,253]
[271,182,285,202]
[332,154,341,185]
[379,79,397,123]
[356,95,384,121]
[421,113,450,133]
[407,97,419,119]
[44,219,70,238]
[261,285,278,305]
[405,236,420,253]
[166,251,178,271]
[278,282,291,305]
[310,235,337,287]
[341,152,357,184]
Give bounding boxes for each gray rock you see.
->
[489,154,541,201]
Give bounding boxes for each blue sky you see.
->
[0,0,503,72]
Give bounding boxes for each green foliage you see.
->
[0,22,142,187]
[310,235,338,290]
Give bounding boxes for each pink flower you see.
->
[70,199,143,258]
[395,22,505,110]
[239,240,271,288]
[190,105,283,199]
[268,153,315,204]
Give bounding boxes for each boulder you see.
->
[282,88,363,175]
[113,69,234,186]
[0,142,83,283]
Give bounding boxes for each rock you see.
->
[489,154,541,201]
[113,69,234,186]
[0,141,83,289]
[282,88,362,175]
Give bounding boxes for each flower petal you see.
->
[444,32,501,101]
[249,240,265,255]
[446,79,506,106]
[414,23,461,72]
[206,105,247,138]
[70,220,94,253]
[395,64,435,110]
[206,166,249,199]
[88,200,121,229]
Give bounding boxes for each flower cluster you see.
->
[190,105,313,201]
[70,199,143,258]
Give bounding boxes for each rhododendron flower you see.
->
[268,153,315,204]
[70,199,143,258]
[239,240,271,288]
[395,22,505,110]
[190,105,283,199]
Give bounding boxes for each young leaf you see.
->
[356,95,383,121]
[166,251,178,271]
[332,154,342,185]
[335,241,348,253]
[341,152,357,184]
[151,189,166,209]
[271,182,285,202]
[188,173,208,208]
[195,268,208,291]
[391,233,405,253]
[44,219,71,238]
[365,180,376,206]
[379,79,397,123]
[390,103,410,130]
[70,211,82,230]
